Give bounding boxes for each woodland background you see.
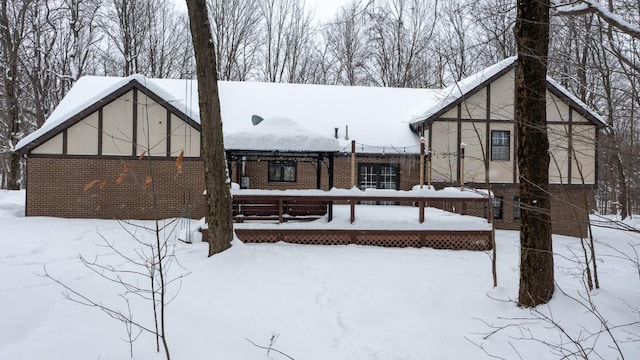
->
[0,0,638,217]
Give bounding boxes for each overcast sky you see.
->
[307,0,352,22]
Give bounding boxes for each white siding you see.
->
[548,124,570,183]
[31,133,63,154]
[460,88,486,120]
[136,92,168,156]
[170,114,200,157]
[67,112,98,155]
[572,125,596,184]
[547,92,571,122]
[460,122,486,183]
[489,70,514,120]
[102,91,134,155]
[430,122,458,182]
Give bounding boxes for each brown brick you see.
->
[26,157,206,220]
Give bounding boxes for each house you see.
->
[410,57,605,237]
[15,57,604,238]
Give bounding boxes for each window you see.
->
[358,163,400,190]
[513,196,521,219]
[358,163,400,205]
[491,130,510,161]
[268,160,296,182]
[492,197,503,219]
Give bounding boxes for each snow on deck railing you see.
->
[229,186,491,199]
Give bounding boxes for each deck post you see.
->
[350,140,356,188]
[328,153,334,221]
[419,200,425,223]
[427,149,432,188]
[316,155,322,189]
[350,199,355,224]
[278,198,284,223]
[460,143,466,191]
[419,139,425,188]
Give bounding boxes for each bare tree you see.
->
[208,0,261,80]
[61,0,102,83]
[433,1,478,82]
[259,0,316,83]
[366,0,437,87]
[515,0,554,307]
[556,0,640,39]
[549,0,640,218]
[0,0,33,190]
[100,0,149,76]
[471,0,517,65]
[145,0,193,78]
[186,0,234,256]
[323,0,371,85]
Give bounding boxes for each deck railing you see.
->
[230,188,492,224]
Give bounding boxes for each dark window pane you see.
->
[268,160,296,182]
[283,165,296,181]
[492,197,503,219]
[357,163,399,205]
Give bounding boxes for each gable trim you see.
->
[410,61,516,131]
[132,88,138,156]
[411,60,606,131]
[98,108,103,156]
[546,82,606,128]
[18,79,201,154]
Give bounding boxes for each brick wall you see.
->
[26,154,594,238]
[26,157,207,220]
[432,182,594,238]
[237,157,322,190]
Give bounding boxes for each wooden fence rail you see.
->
[230,190,491,224]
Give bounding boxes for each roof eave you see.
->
[545,82,607,129]
[409,60,518,129]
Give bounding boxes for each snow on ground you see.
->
[1,189,639,359]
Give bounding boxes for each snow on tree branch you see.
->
[554,0,640,39]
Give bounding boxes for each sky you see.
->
[307,0,353,22]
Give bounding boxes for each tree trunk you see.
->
[614,151,628,219]
[1,0,25,190]
[515,0,554,307]
[186,0,233,256]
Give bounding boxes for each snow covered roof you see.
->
[17,76,438,154]
[411,57,518,123]
[224,116,340,152]
[410,56,606,127]
[16,57,605,154]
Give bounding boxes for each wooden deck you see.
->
[201,188,494,250]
